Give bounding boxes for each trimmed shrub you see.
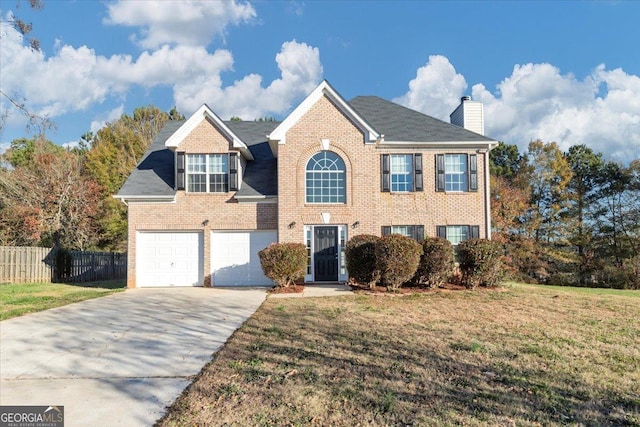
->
[413,237,455,288]
[458,238,504,289]
[375,234,422,291]
[345,234,380,288]
[258,243,307,288]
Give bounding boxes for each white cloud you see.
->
[472,63,640,161]
[173,40,323,119]
[393,55,468,120]
[104,0,257,49]
[90,104,125,133]
[0,13,322,129]
[395,56,640,162]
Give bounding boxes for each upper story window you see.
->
[176,152,239,193]
[306,151,346,204]
[445,154,468,192]
[436,153,478,192]
[390,155,413,192]
[187,154,228,193]
[381,154,423,193]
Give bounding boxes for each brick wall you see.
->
[277,94,487,243]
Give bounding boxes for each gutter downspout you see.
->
[484,148,491,240]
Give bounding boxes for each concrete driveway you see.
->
[0,287,266,426]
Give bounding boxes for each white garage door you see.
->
[211,231,277,286]
[137,232,203,287]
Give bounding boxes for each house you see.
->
[115,80,498,288]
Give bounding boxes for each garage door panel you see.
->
[137,232,203,287]
[211,231,276,286]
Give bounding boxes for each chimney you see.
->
[450,96,484,135]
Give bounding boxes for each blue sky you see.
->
[1,0,639,161]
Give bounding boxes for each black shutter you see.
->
[414,154,423,192]
[436,226,447,239]
[436,154,445,192]
[229,152,238,191]
[414,225,425,242]
[469,154,478,192]
[381,154,390,192]
[381,226,391,236]
[176,152,185,191]
[470,225,480,239]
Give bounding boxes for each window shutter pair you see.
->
[435,154,478,192]
[381,225,424,242]
[436,225,480,239]
[176,152,239,192]
[380,154,423,192]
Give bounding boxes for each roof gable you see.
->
[268,80,380,148]
[165,104,255,160]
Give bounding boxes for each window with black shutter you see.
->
[381,154,423,192]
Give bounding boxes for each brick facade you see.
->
[278,94,486,244]
[124,89,491,288]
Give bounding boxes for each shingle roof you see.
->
[117,96,495,199]
[225,121,280,198]
[348,96,494,143]
[116,121,183,198]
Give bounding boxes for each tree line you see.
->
[0,105,184,251]
[490,140,640,288]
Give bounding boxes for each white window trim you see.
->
[444,153,468,193]
[186,153,229,193]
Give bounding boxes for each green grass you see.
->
[510,281,640,297]
[0,281,125,320]
[159,284,640,427]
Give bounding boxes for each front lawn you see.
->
[0,281,125,320]
[158,284,640,426]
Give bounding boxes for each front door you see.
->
[314,226,338,281]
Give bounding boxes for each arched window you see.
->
[306,151,346,204]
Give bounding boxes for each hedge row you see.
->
[346,234,504,290]
[259,236,504,290]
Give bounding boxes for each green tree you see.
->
[489,142,524,181]
[2,137,63,168]
[564,144,605,282]
[83,105,170,249]
[524,140,573,244]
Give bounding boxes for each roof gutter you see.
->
[113,195,176,205]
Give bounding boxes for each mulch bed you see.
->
[267,284,304,294]
[348,282,505,294]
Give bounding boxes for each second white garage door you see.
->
[211,231,277,286]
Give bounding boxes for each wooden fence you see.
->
[0,246,127,284]
[0,246,52,283]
